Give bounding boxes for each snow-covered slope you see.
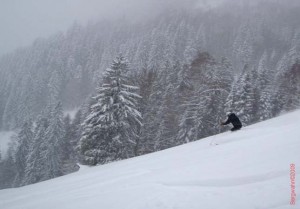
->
[1,111,300,209]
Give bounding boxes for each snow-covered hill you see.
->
[1,111,299,209]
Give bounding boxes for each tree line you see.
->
[1,52,299,189]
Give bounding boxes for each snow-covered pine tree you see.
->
[183,34,198,64]
[61,114,79,174]
[222,57,237,111]
[41,102,65,180]
[272,54,289,115]
[62,115,72,161]
[48,69,62,107]
[209,57,233,128]
[139,70,165,153]
[0,138,18,189]
[80,56,142,165]
[2,85,19,130]
[134,68,159,155]
[23,116,49,185]
[176,73,194,143]
[152,62,180,151]
[257,52,273,121]
[177,105,196,144]
[177,64,193,91]
[177,91,202,144]
[233,22,255,71]
[233,65,257,125]
[280,61,300,112]
[70,110,83,160]
[153,87,178,150]
[13,121,33,186]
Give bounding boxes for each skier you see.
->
[221,111,242,131]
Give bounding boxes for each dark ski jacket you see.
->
[222,113,242,128]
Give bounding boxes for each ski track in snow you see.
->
[0,110,300,209]
[161,169,288,188]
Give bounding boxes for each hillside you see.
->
[0,110,299,209]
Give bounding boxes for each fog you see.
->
[1,0,297,56]
[0,0,198,56]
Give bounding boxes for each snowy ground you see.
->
[0,131,15,158]
[0,111,299,209]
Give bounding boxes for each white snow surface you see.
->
[0,131,15,157]
[1,110,300,209]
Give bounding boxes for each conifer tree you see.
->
[135,68,159,155]
[13,121,33,186]
[41,102,65,180]
[177,106,196,144]
[62,115,73,161]
[61,114,79,174]
[152,62,180,150]
[0,138,17,189]
[280,61,300,112]
[257,52,273,120]
[233,66,257,125]
[80,56,142,165]
[23,116,49,185]
[70,110,83,160]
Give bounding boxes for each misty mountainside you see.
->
[0,0,300,130]
[1,110,299,209]
[0,0,300,190]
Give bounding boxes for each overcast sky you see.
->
[0,0,191,56]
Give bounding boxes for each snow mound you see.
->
[0,110,299,209]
